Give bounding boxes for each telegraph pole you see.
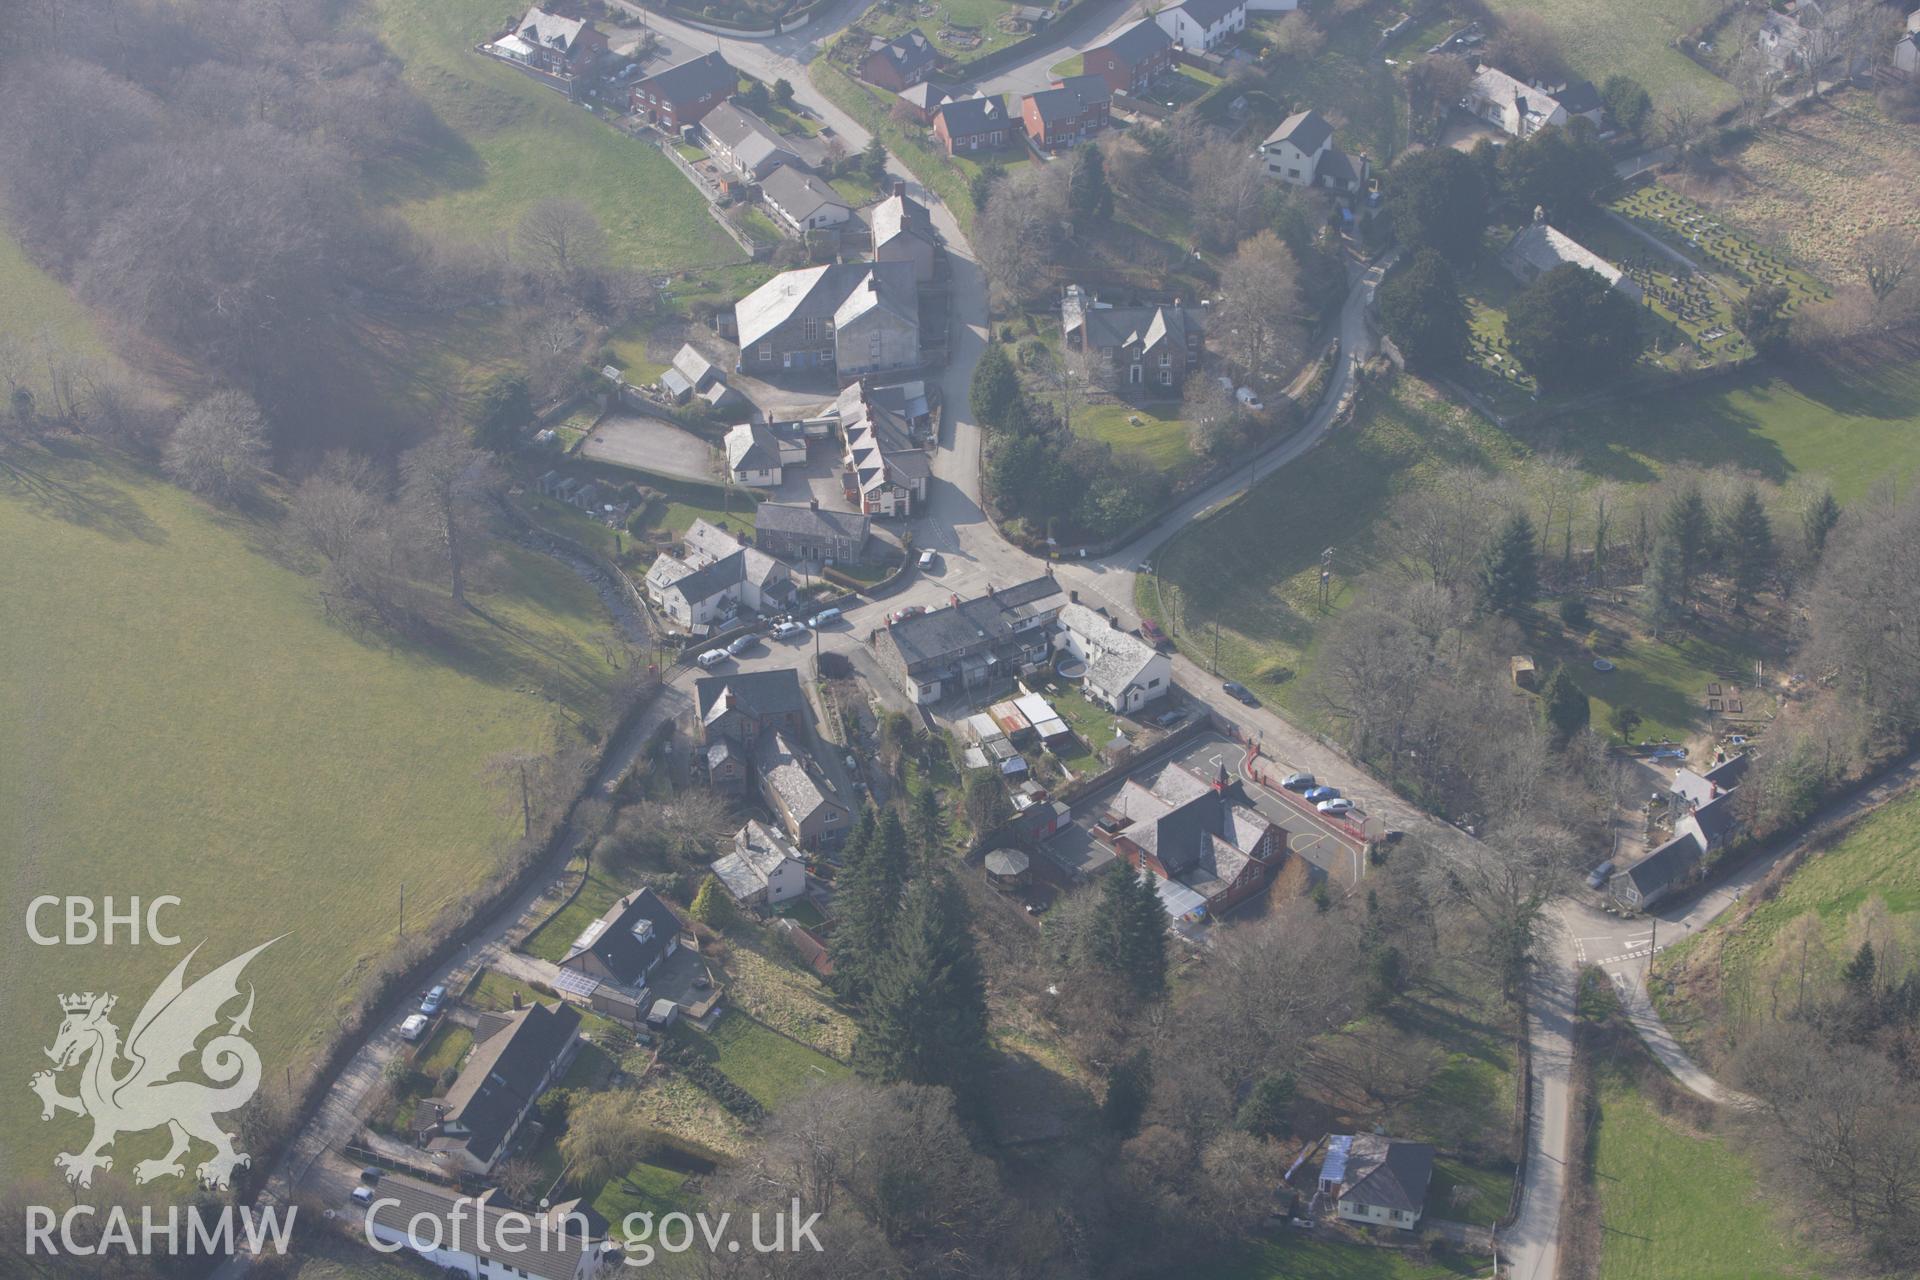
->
[398,881,406,939]
[1319,546,1335,609]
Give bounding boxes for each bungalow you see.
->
[1465,64,1566,137]
[1021,75,1112,151]
[1258,108,1370,196]
[630,51,737,130]
[760,164,853,236]
[735,261,922,377]
[1501,215,1644,301]
[1056,602,1172,713]
[496,7,611,77]
[835,379,931,517]
[1096,761,1284,919]
[895,80,949,124]
[860,30,939,91]
[757,730,851,849]
[1083,19,1174,95]
[932,94,1010,155]
[702,102,801,180]
[558,887,686,998]
[423,1001,580,1174]
[871,183,941,283]
[644,518,795,629]
[1061,283,1206,391]
[725,419,807,486]
[1152,0,1248,51]
[873,576,1065,704]
[1318,1135,1435,1231]
[363,1175,619,1280]
[712,819,809,907]
[755,500,875,564]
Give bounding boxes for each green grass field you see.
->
[1198,1233,1481,1280]
[682,1012,849,1110]
[0,442,622,1182]
[1141,345,1920,720]
[1076,400,1197,473]
[0,226,120,371]
[369,0,742,271]
[1477,0,1734,110]
[1428,1157,1514,1228]
[1592,1065,1832,1279]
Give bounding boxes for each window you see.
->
[1160,350,1171,366]
[870,331,882,358]
[1160,370,1172,386]
[1146,677,1161,689]
[803,317,818,341]
[758,342,773,362]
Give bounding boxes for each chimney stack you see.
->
[809,497,819,509]
[1213,761,1229,795]
[512,991,523,1010]
[893,181,906,198]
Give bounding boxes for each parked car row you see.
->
[1281,772,1357,815]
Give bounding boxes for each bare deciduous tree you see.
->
[400,429,499,606]
[517,198,608,286]
[1214,231,1305,387]
[163,389,269,503]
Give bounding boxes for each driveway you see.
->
[578,412,717,484]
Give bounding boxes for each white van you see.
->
[918,549,937,569]
[696,648,729,669]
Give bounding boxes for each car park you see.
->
[1281,772,1315,791]
[1221,681,1257,706]
[419,984,447,1015]
[696,648,729,668]
[1317,798,1355,815]
[399,1013,429,1041]
[727,633,758,656]
[1304,785,1339,802]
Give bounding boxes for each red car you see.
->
[1140,619,1168,650]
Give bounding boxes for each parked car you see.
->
[696,648,729,668]
[1281,771,1315,791]
[1586,860,1616,889]
[727,633,759,656]
[1154,708,1187,728]
[918,549,938,569]
[398,1013,429,1041]
[360,1166,384,1184]
[1317,797,1355,815]
[808,608,842,628]
[1140,619,1168,650]
[891,605,926,624]
[1222,681,1257,706]
[773,621,806,640]
[351,1186,375,1206]
[419,984,447,1016]
[1304,785,1340,802]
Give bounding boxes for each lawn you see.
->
[676,1010,850,1110]
[1428,1157,1514,1228]
[863,0,1030,65]
[416,1021,475,1079]
[1240,7,1408,167]
[0,442,622,1182]
[0,224,123,376]
[590,1159,696,1226]
[1075,400,1198,474]
[523,863,630,963]
[810,61,977,236]
[368,0,742,271]
[1196,1233,1482,1280]
[631,473,760,544]
[606,320,672,387]
[1591,1063,1833,1280]
[512,489,629,561]
[1475,0,1734,110]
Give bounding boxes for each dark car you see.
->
[1221,681,1257,706]
[360,1166,384,1184]
[1586,860,1616,890]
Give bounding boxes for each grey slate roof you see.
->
[1704,753,1751,790]
[695,667,809,726]
[871,188,937,251]
[1063,293,1204,355]
[1619,832,1705,899]
[761,164,849,224]
[712,820,803,900]
[735,261,918,352]
[756,730,841,828]
[1026,74,1110,124]
[702,102,794,174]
[560,887,682,988]
[755,501,872,543]
[1688,791,1740,847]
[866,30,938,78]
[727,420,782,472]
[897,81,948,111]
[935,93,1008,136]
[517,7,589,53]
[1098,17,1173,63]
[1266,108,1332,153]
[639,51,737,105]
[1556,79,1602,115]
[1337,1136,1434,1214]
[880,576,1062,672]
[672,342,717,390]
[1059,602,1159,696]
[432,1001,578,1165]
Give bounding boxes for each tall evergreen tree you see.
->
[853,871,990,1110]
[1237,1071,1296,1139]
[830,810,904,1005]
[1067,144,1113,227]
[1843,940,1877,997]
[1480,511,1539,617]
[1083,863,1168,1000]
[969,342,1020,430]
[472,372,533,454]
[1101,1050,1153,1136]
[1376,250,1470,373]
[1726,486,1774,613]
[1540,665,1591,745]
[1801,489,1840,564]
[1642,537,1685,638]
[1661,486,1710,606]
[911,784,950,869]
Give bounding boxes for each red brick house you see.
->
[498,7,611,77]
[931,94,1010,155]
[1021,74,1111,150]
[860,31,939,91]
[1083,18,1175,95]
[630,51,738,131]
[1095,762,1284,920]
[895,80,948,124]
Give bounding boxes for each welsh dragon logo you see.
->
[30,939,278,1190]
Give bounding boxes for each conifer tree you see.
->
[829,810,892,1004]
[689,874,730,927]
[1642,537,1685,638]
[911,784,950,869]
[853,871,990,1109]
[1083,863,1169,1000]
[1237,1071,1296,1139]
[1726,486,1774,613]
[1662,486,1710,606]
[1101,1050,1153,1136]
[1801,489,1840,564]
[1480,511,1539,617]
[1540,665,1590,745]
